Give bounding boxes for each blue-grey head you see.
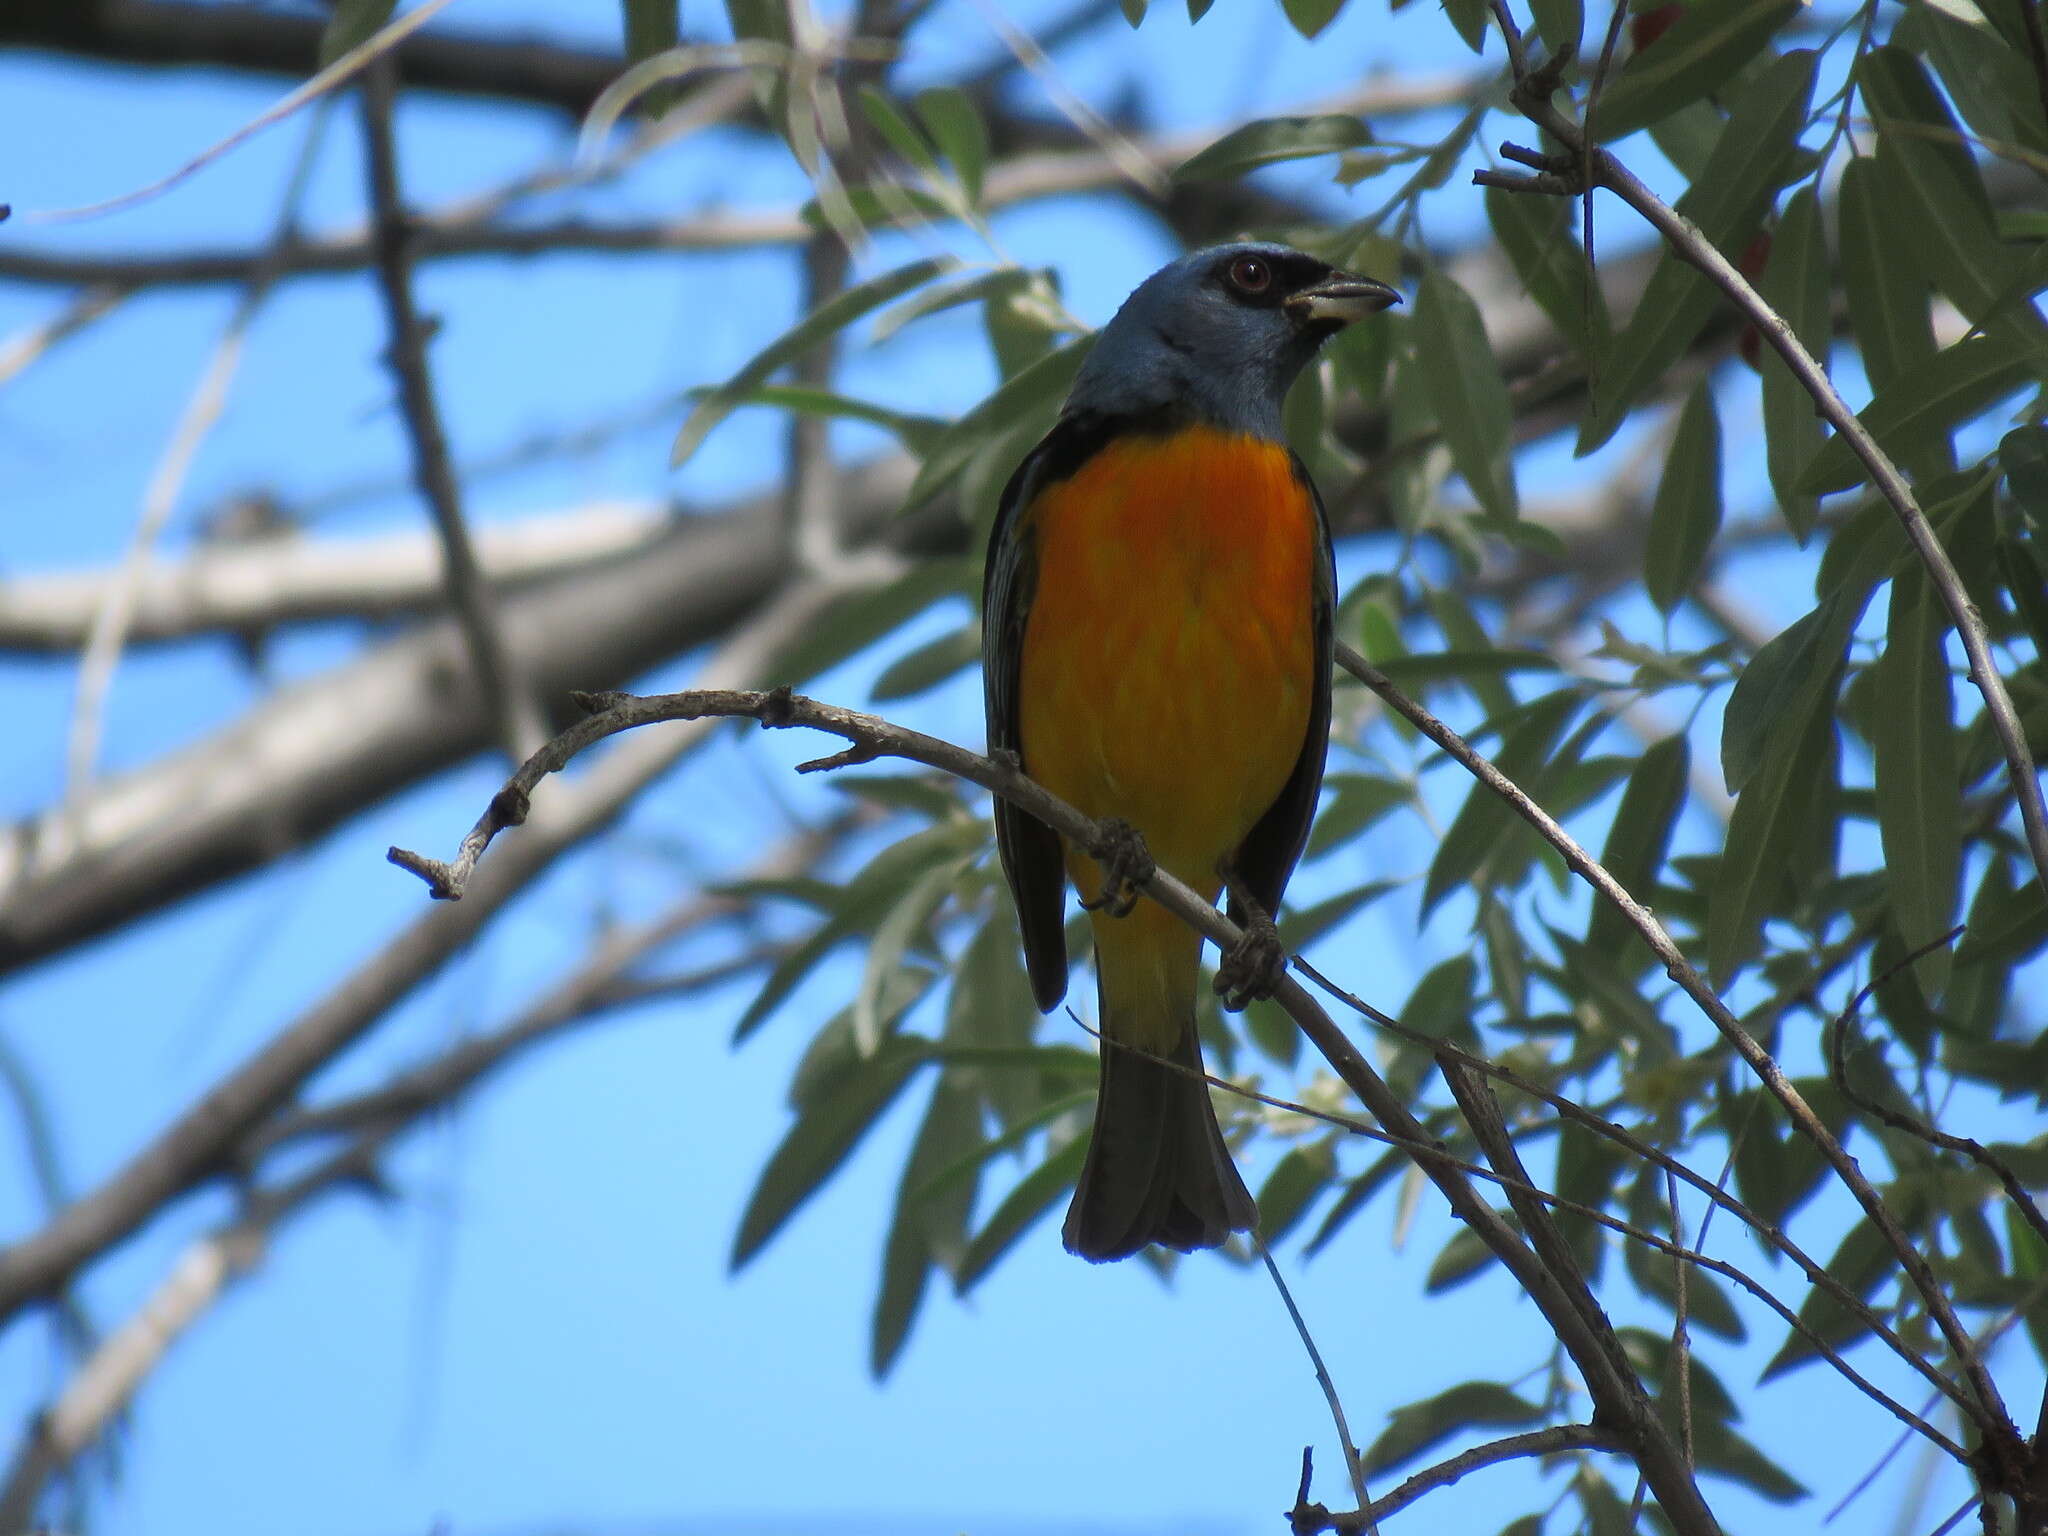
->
[1062,242,1401,442]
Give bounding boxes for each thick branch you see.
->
[0,460,920,973]
[0,582,846,1323]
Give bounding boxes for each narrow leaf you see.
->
[1794,330,2038,495]
[1587,735,1691,955]
[955,1134,1089,1291]
[1175,115,1373,182]
[1414,267,1518,524]
[1872,571,1961,994]
[1362,1382,1543,1476]
[1579,50,1817,453]
[1595,0,1798,142]
[673,256,956,468]
[1644,379,1724,612]
[871,1074,981,1376]
[1756,187,1828,540]
[1837,156,1940,399]
[733,1037,929,1268]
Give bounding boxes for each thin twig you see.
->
[360,61,547,762]
[63,103,331,796]
[23,0,469,224]
[1256,1238,1376,1532]
[1293,1425,1628,1533]
[1826,926,2048,1257]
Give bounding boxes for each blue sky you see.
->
[0,1,2039,1533]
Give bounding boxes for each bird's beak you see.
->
[1287,272,1402,327]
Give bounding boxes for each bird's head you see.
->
[1064,242,1401,441]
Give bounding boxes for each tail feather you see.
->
[1061,1022,1256,1262]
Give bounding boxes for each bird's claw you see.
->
[1216,915,1288,1011]
[1081,818,1152,918]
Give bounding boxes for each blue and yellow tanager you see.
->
[981,243,1399,1261]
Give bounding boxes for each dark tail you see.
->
[1061,1021,1257,1263]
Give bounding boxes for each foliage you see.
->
[4,0,2047,1529]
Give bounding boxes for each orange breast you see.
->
[1016,426,1318,896]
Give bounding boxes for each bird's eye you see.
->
[1227,256,1272,295]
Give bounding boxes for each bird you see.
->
[981,241,1400,1262]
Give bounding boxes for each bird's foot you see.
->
[1080,818,1152,918]
[1215,871,1288,1011]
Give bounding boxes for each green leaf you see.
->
[1280,0,1348,37]
[1119,0,1147,25]
[1873,571,1961,994]
[2004,425,2048,537]
[736,819,987,1040]
[955,1133,1089,1291]
[871,623,979,702]
[1527,0,1583,61]
[1257,1140,1337,1245]
[1908,3,2048,157]
[1175,115,1373,182]
[672,256,957,468]
[1440,0,1490,50]
[1280,880,1400,948]
[1553,1118,1627,1279]
[1188,0,1217,19]
[1861,46,2040,340]
[828,773,958,821]
[733,1037,930,1269]
[855,859,967,1054]
[320,0,398,64]
[872,266,1043,345]
[1837,156,1940,402]
[1688,1419,1808,1502]
[1720,587,1860,795]
[700,383,945,454]
[1371,648,1561,689]
[1595,0,1798,142]
[1426,1223,1503,1292]
[1362,1382,1544,1476]
[916,88,989,206]
[903,337,1094,511]
[1795,330,2040,496]
[1757,187,1829,540]
[1305,774,1412,858]
[1423,692,1582,914]
[1587,735,1691,955]
[1413,268,1518,524]
[1579,49,1816,454]
[761,557,971,690]
[1760,1204,1912,1380]
[621,0,679,63]
[1710,682,1839,980]
[871,1075,982,1376]
[1486,185,1609,354]
[1624,1236,1747,1340]
[857,85,940,175]
[1644,380,1725,612]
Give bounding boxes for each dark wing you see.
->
[984,413,1121,1013]
[1228,450,1336,925]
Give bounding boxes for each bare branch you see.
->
[0,459,918,973]
[384,683,1723,1533]
[0,580,849,1326]
[1290,1425,1628,1533]
[0,501,670,652]
[359,60,547,761]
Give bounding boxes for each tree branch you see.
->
[0,580,850,1326]
[1289,1425,1628,1533]
[359,60,547,762]
[384,684,1724,1534]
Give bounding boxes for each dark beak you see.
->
[1286,272,1402,327]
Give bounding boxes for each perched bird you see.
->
[981,242,1400,1262]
